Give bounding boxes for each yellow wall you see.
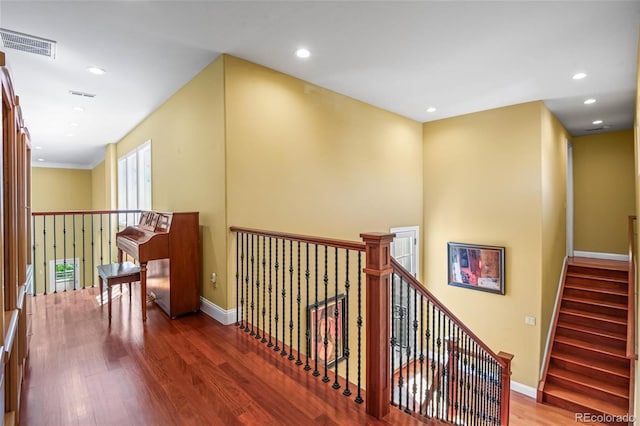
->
[91,161,106,210]
[423,101,555,387]
[32,167,92,211]
[224,55,423,262]
[540,107,569,358]
[573,130,636,254]
[114,57,227,307]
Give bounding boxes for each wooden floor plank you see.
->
[20,287,598,425]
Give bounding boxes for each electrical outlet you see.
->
[525,315,536,326]
[210,272,217,288]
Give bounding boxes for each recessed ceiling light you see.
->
[66,133,74,137]
[73,106,85,112]
[86,66,105,75]
[592,119,603,125]
[584,98,596,105]
[572,72,587,80]
[69,122,79,127]
[426,107,437,113]
[295,48,311,59]
[37,158,45,162]
[35,146,43,150]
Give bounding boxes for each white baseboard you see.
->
[511,381,537,399]
[573,251,628,262]
[200,297,237,325]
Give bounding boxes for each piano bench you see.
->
[97,262,142,322]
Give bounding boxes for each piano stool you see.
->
[97,262,143,322]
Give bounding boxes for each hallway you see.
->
[20,287,588,425]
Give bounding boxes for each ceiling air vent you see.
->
[69,90,96,98]
[0,28,56,59]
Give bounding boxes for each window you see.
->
[118,141,151,224]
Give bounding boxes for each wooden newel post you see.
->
[498,351,514,425]
[360,232,395,419]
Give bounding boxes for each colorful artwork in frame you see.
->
[448,242,505,295]
[307,294,345,367]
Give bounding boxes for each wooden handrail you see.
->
[391,257,509,366]
[33,209,142,216]
[230,226,366,252]
[627,215,637,360]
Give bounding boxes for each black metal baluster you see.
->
[472,341,479,425]
[62,214,67,292]
[274,239,280,352]
[452,322,464,423]
[239,233,245,329]
[250,234,255,336]
[463,334,470,426]
[280,239,287,356]
[412,286,418,414]
[52,215,57,293]
[391,272,397,405]
[304,243,311,371]
[435,308,442,420]
[426,299,432,418]
[268,237,273,347]
[447,318,453,423]
[245,234,250,333]
[32,216,37,295]
[493,356,498,425]
[404,278,411,413]
[322,245,329,383]
[261,236,267,343]
[355,251,363,404]
[429,301,436,418]
[398,277,404,411]
[255,235,261,340]
[99,214,104,268]
[496,361,503,425]
[108,214,112,264]
[90,215,95,287]
[332,247,340,389]
[419,295,425,416]
[342,249,351,397]
[483,351,488,424]
[296,241,302,365]
[288,240,294,360]
[42,216,47,295]
[312,244,320,377]
[256,235,266,341]
[235,232,240,326]
[72,215,77,290]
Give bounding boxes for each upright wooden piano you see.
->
[116,211,200,319]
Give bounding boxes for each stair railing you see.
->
[627,215,636,360]
[390,256,513,425]
[230,227,513,424]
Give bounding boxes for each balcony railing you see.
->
[31,210,141,295]
[231,226,513,424]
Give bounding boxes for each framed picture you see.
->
[447,242,505,295]
[307,294,345,367]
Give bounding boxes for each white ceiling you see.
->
[0,1,638,169]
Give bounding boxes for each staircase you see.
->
[538,257,633,425]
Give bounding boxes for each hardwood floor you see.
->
[20,286,597,425]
